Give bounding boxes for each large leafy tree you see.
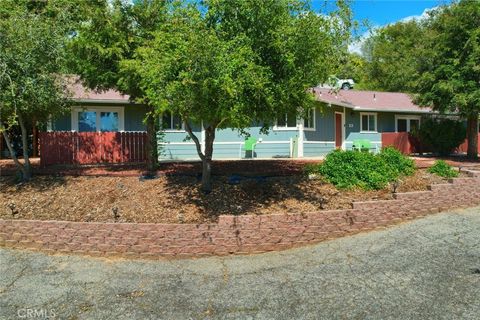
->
[126,0,352,192]
[361,20,426,92]
[415,0,480,159]
[68,0,168,172]
[0,1,73,180]
[336,52,368,89]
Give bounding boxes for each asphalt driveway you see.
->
[1,207,480,320]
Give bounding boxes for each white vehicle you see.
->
[319,76,355,90]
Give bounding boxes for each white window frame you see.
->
[160,112,185,132]
[360,112,377,133]
[71,106,125,132]
[303,108,316,131]
[274,113,299,131]
[395,115,421,133]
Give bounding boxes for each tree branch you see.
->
[0,119,25,174]
[184,119,205,161]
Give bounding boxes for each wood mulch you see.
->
[0,166,457,224]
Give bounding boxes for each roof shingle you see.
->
[313,88,431,114]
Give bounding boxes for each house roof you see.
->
[70,80,433,114]
[313,87,432,114]
[71,81,130,104]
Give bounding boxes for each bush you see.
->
[417,118,466,156]
[306,148,416,190]
[378,147,416,177]
[428,160,458,178]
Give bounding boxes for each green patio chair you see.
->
[244,137,257,158]
[352,139,372,152]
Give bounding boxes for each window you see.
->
[304,108,315,130]
[161,111,184,131]
[100,112,119,132]
[360,113,377,132]
[72,107,124,132]
[78,111,97,132]
[275,112,297,130]
[395,115,421,133]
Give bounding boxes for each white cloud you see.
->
[348,28,378,55]
[348,6,440,55]
[400,6,438,23]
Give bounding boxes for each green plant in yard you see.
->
[306,148,416,190]
[316,150,393,190]
[428,160,458,178]
[378,147,415,177]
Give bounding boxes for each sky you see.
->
[311,0,453,53]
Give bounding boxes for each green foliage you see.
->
[126,0,352,132]
[414,0,480,158]
[377,146,416,177]
[417,118,466,156]
[0,0,75,179]
[306,148,415,190]
[415,1,480,117]
[361,20,425,92]
[67,0,167,96]
[0,1,73,127]
[119,0,352,191]
[428,160,458,178]
[335,53,369,88]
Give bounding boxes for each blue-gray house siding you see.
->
[159,124,296,160]
[53,102,427,160]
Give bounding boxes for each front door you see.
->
[335,113,343,149]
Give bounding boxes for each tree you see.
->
[125,0,352,192]
[0,1,72,180]
[415,1,480,159]
[336,52,368,89]
[361,20,426,92]
[67,0,169,173]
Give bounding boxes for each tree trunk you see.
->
[201,129,215,193]
[145,107,158,174]
[0,131,3,159]
[1,124,27,179]
[184,120,216,193]
[466,114,478,160]
[18,113,32,181]
[32,119,38,158]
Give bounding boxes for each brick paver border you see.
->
[2,170,480,259]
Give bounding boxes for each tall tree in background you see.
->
[336,52,368,89]
[0,1,73,180]
[68,0,168,172]
[125,0,352,192]
[415,0,480,159]
[361,20,426,92]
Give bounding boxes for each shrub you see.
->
[316,150,393,190]
[428,160,458,178]
[307,148,416,190]
[378,147,416,177]
[417,118,466,156]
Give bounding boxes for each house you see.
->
[46,85,433,164]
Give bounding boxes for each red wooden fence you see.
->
[381,132,428,154]
[39,132,147,166]
[382,132,480,155]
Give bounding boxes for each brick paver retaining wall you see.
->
[1,171,480,259]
